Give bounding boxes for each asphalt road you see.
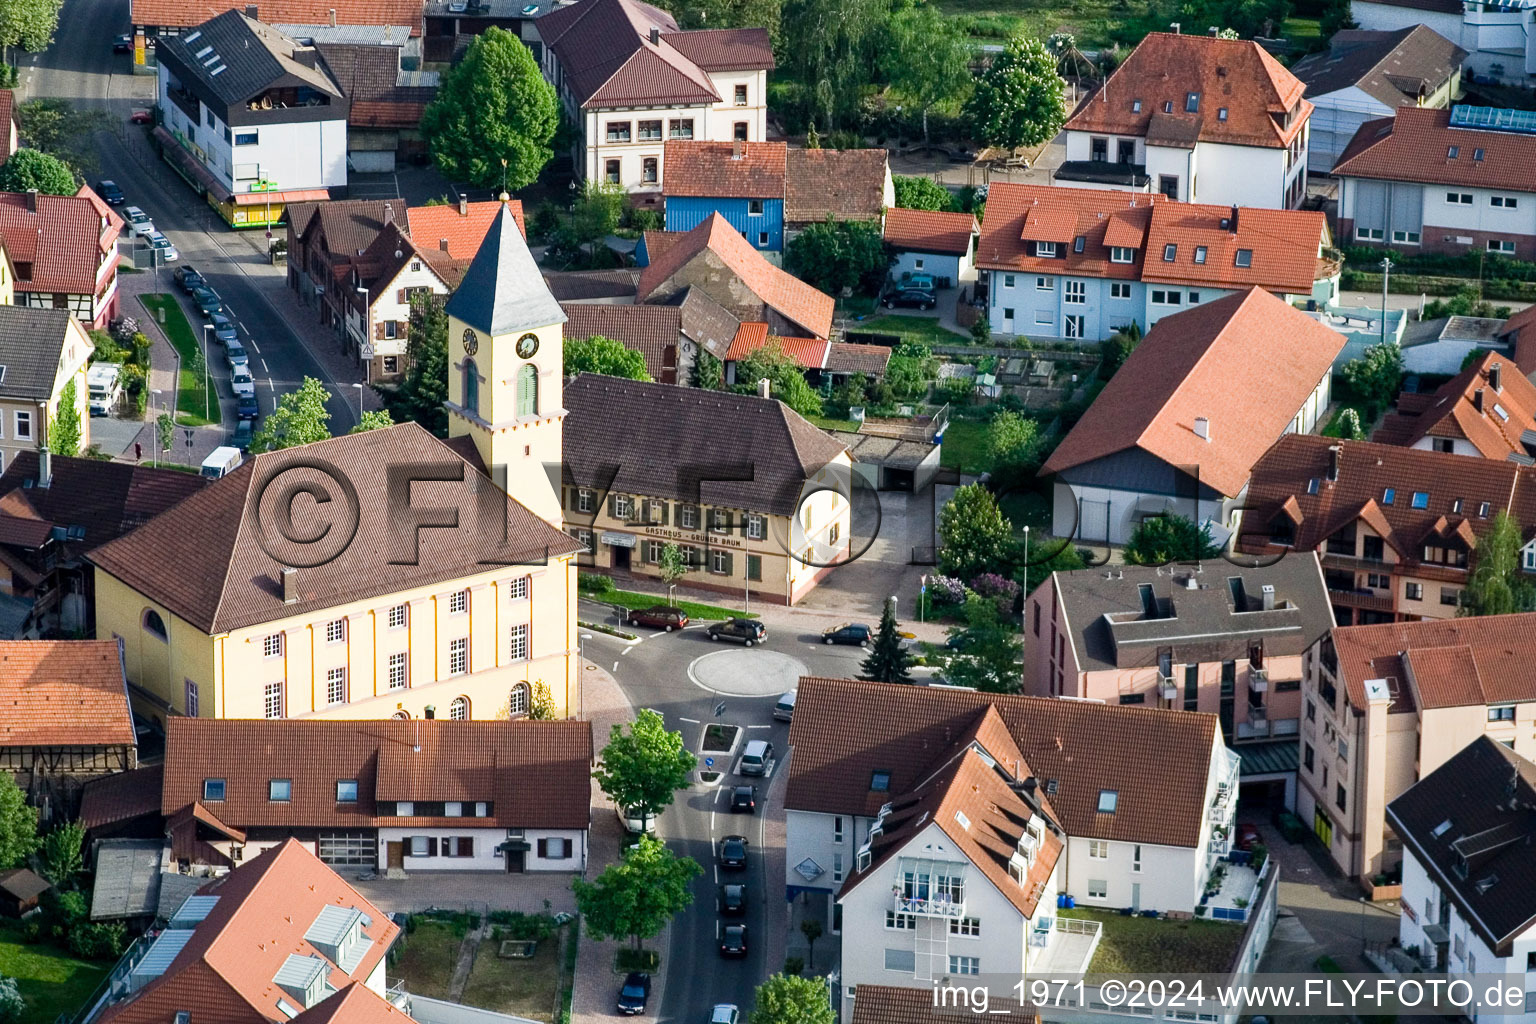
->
[25,0,363,434]
[578,600,873,1023]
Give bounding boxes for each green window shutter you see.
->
[609,494,620,519]
[748,555,762,582]
[640,499,651,523]
[723,552,734,577]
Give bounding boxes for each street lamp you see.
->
[200,323,212,422]
[579,632,593,721]
[149,388,164,467]
[351,382,364,427]
[1022,525,1030,634]
[1379,257,1393,347]
[355,284,371,375]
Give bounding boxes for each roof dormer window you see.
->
[1234,249,1252,267]
[1217,107,1228,121]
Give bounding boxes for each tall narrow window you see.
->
[326,667,347,705]
[509,622,529,661]
[463,358,479,416]
[185,679,200,717]
[449,637,468,675]
[517,364,538,416]
[449,696,469,720]
[508,682,530,717]
[264,682,284,719]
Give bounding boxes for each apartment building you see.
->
[1373,352,1536,459]
[1299,613,1536,882]
[1352,0,1533,83]
[1058,32,1312,209]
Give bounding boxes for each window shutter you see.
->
[660,501,670,526]
[537,838,549,858]
[396,288,406,303]
[641,499,652,523]
[461,837,473,857]
[427,837,438,856]
[724,552,734,577]
[608,494,619,519]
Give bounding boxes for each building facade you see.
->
[884,207,978,284]
[1351,0,1533,83]
[0,308,91,476]
[0,188,119,329]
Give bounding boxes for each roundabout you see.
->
[686,648,808,696]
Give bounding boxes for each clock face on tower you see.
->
[516,333,540,359]
[461,329,478,356]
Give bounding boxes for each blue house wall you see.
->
[986,271,1237,341]
[665,196,784,251]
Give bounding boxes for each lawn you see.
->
[808,414,863,433]
[583,583,756,621]
[0,935,110,1023]
[391,920,461,1001]
[858,314,968,349]
[1059,908,1242,973]
[935,0,1128,47]
[1321,402,1376,439]
[138,294,216,426]
[460,929,568,1022]
[939,419,989,473]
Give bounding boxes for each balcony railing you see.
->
[1249,666,1268,693]
[893,891,966,918]
[1158,673,1177,700]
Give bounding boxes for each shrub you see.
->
[578,572,614,595]
[68,921,127,960]
[970,572,1020,613]
[782,955,805,976]
[627,208,661,232]
[487,911,557,940]
[928,575,967,606]
[531,203,560,242]
[109,317,140,345]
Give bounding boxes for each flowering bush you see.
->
[971,573,1020,612]
[109,316,140,345]
[927,575,967,606]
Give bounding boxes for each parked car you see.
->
[1234,823,1262,851]
[209,313,237,345]
[739,739,772,776]
[617,805,657,835]
[729,785,756,814]
[718,835,747,870]
[230,418,254,452]
[882,288,936,310]
[147,233,178,262]
[129,109,153,125]
[903,272,937,291]
[113,34,132,52]
[191,286,222,317]
[720,883,746,916]
[773,690,796,722]
[123,206,154,237]
[226,339,248,367]
[231,369,255,398]
[710,1005,739,1024]
[821,622,872,646]
[236,394,260,420]
[626,605,688,631]
[706,618,766,646]
[96,180,124,205]
[175,265,205,292]
[616,972,650,1015]
[719,923,748,959]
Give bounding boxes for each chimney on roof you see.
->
[245,3,257,17]
[1490,362,1503,392]
[649,26,659,43]
[732,139,743,160]
[280,566,298,604]
[1261,583,1275,611]
[1228,205,1239,236]
[757,378,771,399]
[1209,25,1218,35]
[424,705,435,719]
[329,6,336,24]
[1328,444,1340,481]
[37,447,51,489]
[23,189,36,213]
[1183,574,1199,590]
[1194,416,1211,441]
[458,193,468,216]
[1170,21,1180,32]
[440,237,450,252]
[1474,387,1486,413]
[383,203,394,226]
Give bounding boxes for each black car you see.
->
[113,33,132,52]
[707,618,766,646]
[192,286,223,318]
[720,883,746,916]
[945,629,979,652]
[719,835,748,870]
[230,418,254,452]
[175,265,206,293]
[96,180,125,205]
[237,394,260,420]
[616,972,650,1015]
[729,785,756,814]
[821,622,872,647]
[720,923,748,959]
[883,288,936,310]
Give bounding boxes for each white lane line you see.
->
[746,724,771,730]
[261,359,269,373]
[621,646,632,656]
[679,717,700,724]
[715,787,725,806]
[715,921,720,940]
[611,660,619,672]
[248,339,262,354]
[709,811,715,832]
[224,305,237,317]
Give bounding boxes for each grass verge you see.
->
[808,415,863,433]
[390,920,459,1000]
[138,294,216,426]
[938,419,989,473]
[0,936,109,1023]
[579,576,755,620]
[858,314,969,348]
[1059,907,1242,973]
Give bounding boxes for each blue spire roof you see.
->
[443,203,566,336]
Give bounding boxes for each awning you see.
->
[152,127,231,202]
[600,531,636,548]
[496,839,531,853]
[233,188,330,206]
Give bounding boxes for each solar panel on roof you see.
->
[1449,105,1536,135]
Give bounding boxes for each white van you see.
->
[86,363,122,417]
[200,446,243,479]
[773,691,797,722]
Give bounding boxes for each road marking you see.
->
[710,811,715,831]
[611,660,619,672]
[224,305,237,318]
[715,788,725,806]
[621,646,632,656]
[746,724,771,730]
[679,717,700,724]
[261,359,269,373]
[715,921,720,940]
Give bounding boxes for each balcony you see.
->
[893,889,966,918]
[1248,666,1268,693]
[1246,706,1270,736]
[1158,673,1177,700]
[1327,587,1395,614]
[1031,915,1102,973]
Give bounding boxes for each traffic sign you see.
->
[704,757,714,767]
[714,701,726,717]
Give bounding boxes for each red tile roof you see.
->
[406,199,523,261]
[1334,106,1536,193]
[96,840,400,1024]
[852,986,1038,1024]
[1066,32,1312,149]
[291,982,415,1024]
[662,140,785,199]
[131,0,423,34]
[784,148,891,223]
[1373,352,1536,460]
[883,207,976,255]
[1330,612,1536,710]
[1041,288,1344,497]
[0,641,134,748]
[0,188,121,296]
[824,342,892,375]
[636,213,834,339]
[978,183,1327,293]
[724,325,829,368]
[80,765,164,831]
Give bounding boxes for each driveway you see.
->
[790,488,938,631]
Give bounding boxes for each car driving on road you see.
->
[821,622,872,646]
[226,340,248,367]
[718,835,747,870]
[113,34,133,53]
[711,1005,739,1024]
[729,785,756,814]
[626,605,688,631]
[706,618,766,646]
[720,883,746,916]
[230,418,253,452]
[719,923,748,959]
[237,394,260,420]
[616,972,650,1015]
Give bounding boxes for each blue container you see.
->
[1065,895,1075,909]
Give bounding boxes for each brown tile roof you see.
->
[407,199,523,260]
[978,183,1329,293]
[1330,612,1536,710]
[292,199,406,266]
[1041,288,1344,497]
[80,765,164,831]
[671,285,741,358]
[163,718,593,829]
[313,43,433,128]
[0,91,13,142]
[784,148,890,223]
[86,423,582,635]
[662,140,785,199]
[1066,32,1311,149]
[824,342,891,376]
[637,214,833,338]
[0,641,133,748]
[0,188,121,296]
[1334,106,1536,193]
[852,986,1038,1024]
[560,302,681,382]
[563,374,848,515]
[883,207,976,255]
[96,840,400,1024]
[130,0,423,34]
[0,868,49,902]
[1290,27,1466,110]
[659,28,773,71]
[543,269,640,302]
[1373,352,1536,460]
[787,677,1220,848]
[0,452,207,557]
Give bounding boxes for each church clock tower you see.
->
[443,203,567,526]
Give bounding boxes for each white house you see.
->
[1290,26,1465,173]
[1058,31,1312,210]
[1352,0,1536,83]
[883,208,978,285]
[154,11,347,229]
[1335,104,1536,260]
[535,0,773,198]
[344,223,458,380]
[1387,736,1536,990]
[976,183,1337,342]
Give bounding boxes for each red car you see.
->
[626,605,688,631]
[129,109,153,125]
[1234,823,1262,850]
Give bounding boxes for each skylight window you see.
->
[1479,501,1491,517]
[1097,790,1118,814]
[1307,478,1320,494]
[269,779,292,802]
[1217,107,1228,121]
[1411,492,1429,509]
[1382,488,1395,505]
[1493,403,1510,421]
[1074,235,1086,253]
[1132,99,1142,112]
[1163,244,1177,262]
[1447,146,1459,159]
[1474,148,1485,162]
[1431,819,1453,838]
[954,810,971,830]
[870,770,891,792]
[1163,101,1173,113]
[1234,249,1253,267]
[203,778,226,801]
[1185,92,1199,112]
[1194,246,1207,264]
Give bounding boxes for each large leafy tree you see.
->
[0,776,36,871]
[49,378,81,458]
[18,99,109,177]
[572,836,701,950]
[0,148,75,195]
[944,594,1022,693]
[785,217,890,297]
[938,483,1012,581]
[892,175,955,212]
[383,294,449,436]
[964,36,1067,151]
[984,410,1044,486]
[251,377,333,452]
[781,0,892,129]
[860,597,912,684]
[732,340,823,416]
[349,409,394,433]
[38,822,84,887]
[0,0,62,58]
[750,974,834,1024]
[882,4,973,148]
[421,27,558,191]
[594,710,696,834]
[1123,514,1221,566]
[1013,533,1084,594]
[658,0,783,46]
[885,342,936,401]
[565,335,652,381]
[564,181,625,264]
[1460,511,1536,616]
[1340,342,1403,420]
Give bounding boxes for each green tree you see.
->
[0,776,36,870]
[750,974,834,1024]
[251,377,333,452]
[566,335,652,381]
[38,821,84,887]
[885,342,936,401]
[781,0,892,129]
[943,594,1022,693]
[48,378,81,458]
[385,294,449,436]
[18,98,109,177]
[349,409,394,433]
[695,351,724,391]
[657,541,689,605]
[0,148,75,195]
[565,181,626,263]
[1340,341,1403,419]
[785,217,890,296]
[594,709,696,834]
[984,410,1043,485]
[528,681,558,720]
[892,176,955,211]
[156,413,174,454]
[0,977,22,1024]
[572,835,701,950]
[1013,534,1084,594]
[938,483,1012,580]
[860,597,912,684]
[420,27,558,191]
[804,121,821,149]
[1460,511,1536,616]
[964,36,1067,150]
[799,917,824,970]
[658,0,783,45]
[883,4,974,148]
[1334,407,1364,440]
[0,0,62,57]
[1320,0,1355,36]
[1123,513,1221,566]
[732,340,823,416]
[1098,329,1139,379]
